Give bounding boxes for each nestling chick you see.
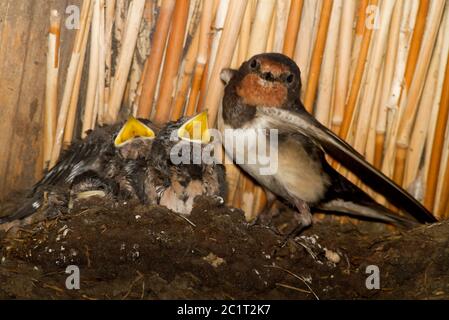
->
[146,112,227,215]
[0,117,158,226]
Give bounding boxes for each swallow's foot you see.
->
[278,199,312,248]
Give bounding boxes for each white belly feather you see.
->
[218,110,329,204]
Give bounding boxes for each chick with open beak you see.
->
[146,112,227,215]
[0,117,158,227]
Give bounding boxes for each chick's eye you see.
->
[286,73,294,84]
[249,59,259,70]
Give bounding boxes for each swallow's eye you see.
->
[249,58,259,70]
[286,73,294,84]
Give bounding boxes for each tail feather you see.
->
[0,194,42,225]
[318,199,418,228]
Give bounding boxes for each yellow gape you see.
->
[177,111,211,144]
[114,116,155,147]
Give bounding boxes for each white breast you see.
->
[219,109,329,204]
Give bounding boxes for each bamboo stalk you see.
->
[349,0,368,81]
[352,0,395,155]
[136,0,175,119]
[195,1,221,112]
[273,0,291,53]
[127,1,154,116]
[404,0,431,89]
[185,0,214,116]
[315,0,342,126]
[247,0,276,57]
[303,0,333,113]
[331,0,356,134]
[424,49,449,212]
[107,0,146,123]
[50,0,92,168]
[44,10,61,170]
[283,0,303,58]
[97,0,106,125]
[374,0,404,169]
[405,7,449,188]
[382,0,428,179]
[114,0,126,49]
[379,0,417,178]
[265,7,277,52]
[426,10,449,211]
[338,0,377,140]
[103,0,116,119]
[196,59,210,112]
[237,0,255,63]
[105,0,116,88]
[82,0,101,137]
[294,0,321,90]
[438,78,449,217]
[63,6,92,147]
[171,26,200,120]
[133,1,157,110]
[365,65,385,166]
[437,129,449,218]
[231,173,245,215]
[252,186,267,221]
[205,0,248,127]
[208,0,231,82]
[394,0,445,187]
[153,0,190,124]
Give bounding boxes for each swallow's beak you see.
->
[114,116,155,147]
[177,111,211,144]
[220,68,237,85]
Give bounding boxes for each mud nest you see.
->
[1,196,449,299]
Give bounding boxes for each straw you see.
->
[283,0,304,58]
[405,8,449,188]
[303,0,333,113]
[331,0,356,134]
[185,0,214,116]
[273,0,292,53]
[338,0,377,140]
[81,0,100,138]
[63,5,93,146]
[171,26,200,120]
[424,48,449,212]
[153,0,191,124]
[379,0,417,178]
[50,0,92,168]
[247,0,276,57]
[294,0,322,93]
[44,10,61,170]
[394,0,445,186]
[204,0,248,127]
[107,0,146,123]
[315,0,342,126]
[136,0,176,119]
[374,0,404,169]
[352,0,395,155]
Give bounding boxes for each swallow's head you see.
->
[113,116,158,160]
[221,53,301,108]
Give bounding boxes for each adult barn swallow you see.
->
[0,117,158,225]
[146,112,227,215]
[219,53,437,231]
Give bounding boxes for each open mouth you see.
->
[177,111,211,144]
[114,116,155,147]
